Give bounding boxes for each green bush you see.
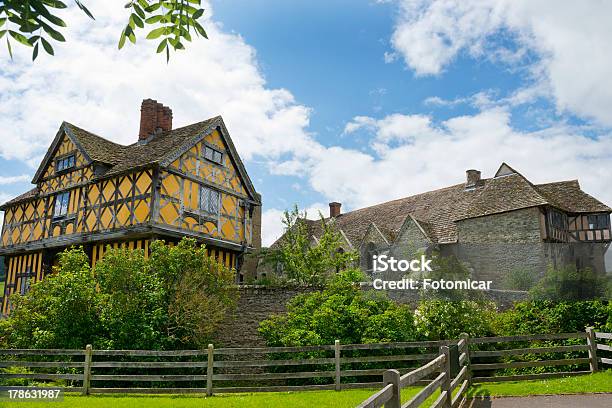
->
[414,300,496,340]
[259,270,417,346]
[0,238,237,350]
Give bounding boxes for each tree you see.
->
[0,247,103,349]
[265,205,358,285]
[0,238,237,350]
[0,0,207,62]
[529,264,609,302]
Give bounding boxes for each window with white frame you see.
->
[53,191,70,218]
[56,155,76,172]
[203,145,223,165]
[199,186,220,216]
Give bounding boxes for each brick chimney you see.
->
[139,98,173,140]
[465,169,482,188]
[329,202,341,218]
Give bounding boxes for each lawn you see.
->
[2,372,610,407]
[467,371,612,398]
[0,386,431,408]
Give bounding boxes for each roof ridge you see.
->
[63,121,127,148]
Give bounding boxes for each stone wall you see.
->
[214,284,528,348]
[452,207,547,286]
[214,285,319,347]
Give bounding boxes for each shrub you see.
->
[259,269,417,346]
[1,238,237,350]
[414,300,496,340]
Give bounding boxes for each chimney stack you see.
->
[329,202,341,218]
[139,98,173,141]
[465,169,482,188]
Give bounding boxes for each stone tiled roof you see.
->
[64,123,127,165]
[535,180,611,213]
[273,166,611,248]
[2,116,259,209]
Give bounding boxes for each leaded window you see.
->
[53,191,70,218]
[56,155,75,172]
[203,146,223,165]
[199,186,220,216]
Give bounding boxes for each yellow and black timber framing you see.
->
[0,106,262,316]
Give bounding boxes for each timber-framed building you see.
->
[0,99,262,315]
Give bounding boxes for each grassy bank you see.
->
[467,371,612,398]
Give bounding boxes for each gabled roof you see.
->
[271,163,611,247]
[4,116,260,209]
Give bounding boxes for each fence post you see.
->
[439,346,452,408]
[82,344,92,396]
[460,332,471,386]
[207,343,214,396]
[382,369,401,408]
[586,327,598,373]
[334,340,341,391]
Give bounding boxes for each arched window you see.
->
[364,242,377,272]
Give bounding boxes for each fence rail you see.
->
[0,328,610,406]
[358,328,610,408]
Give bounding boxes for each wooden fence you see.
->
[0,339,459,395]
[357,328,611,408]
[0,328,610,405]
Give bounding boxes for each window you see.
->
[53,192,70,218]
[588,214,610,230]
[56,155,76,172]
[550,209,568,230]
[203,146,223,164]
[199,186,220,216]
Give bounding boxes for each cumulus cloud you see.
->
[0,1,314,164]
[274,108,612,216]
[261,202,328,246]
[0,175,30,185]
[388,0,612,126]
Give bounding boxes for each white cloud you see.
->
[261,202,328,246]
[0,1,315,165]
[274,108,612,214]
[388,0,612,126]
[0,175,30,185]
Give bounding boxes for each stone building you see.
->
[272,163,611,286]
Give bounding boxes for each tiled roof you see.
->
[273,166,610,248]
[2,116,258,209]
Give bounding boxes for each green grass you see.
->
[467,371,612,398]
[3,372,609,407]
[1,386,431,408]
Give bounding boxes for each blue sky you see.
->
[1,1,611,245]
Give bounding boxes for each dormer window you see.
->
[56,155,75,172]
[203,146,223,165]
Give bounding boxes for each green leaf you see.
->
[193,21,207,39]
[0,30,6,40]
[146,26,166,40]
[133,4,146,19]
[132,14,144,29]
[0,18,6,28]
[75,1,95,20]
[44,1,68,10]
[41,37,54,55]
[6,37,12,60]
[156,38,167,53]
[9,31,33,47]
[43,13,66,27]
[145,3,162,12]
[41,23,66,42]
[118,30,127,49]
[193,9,204,20]
[145,15,163,24]
[32,43,39,61]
